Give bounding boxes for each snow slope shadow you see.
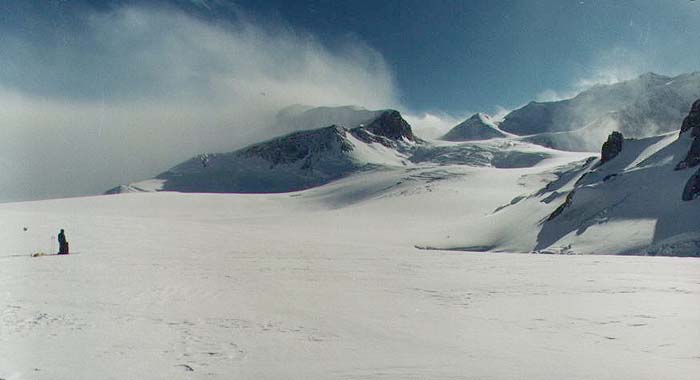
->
[534,134,700,255]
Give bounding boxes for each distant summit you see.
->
[107,110,418,195]
[499,72,700,145]
[107,107,559,195]
[441,113,506,141]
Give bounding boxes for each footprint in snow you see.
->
[176,364,194,371]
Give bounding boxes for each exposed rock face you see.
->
[682,168,700,201]
[348,110,417,149]
[680,99,700,136]
[675,99,700,170]
[361,110,414,142]
[676,100,700,200]
[678,138,700,170]
[547,190,576,221]
[600,131,623,164]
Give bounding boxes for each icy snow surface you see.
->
[1,145,699,379]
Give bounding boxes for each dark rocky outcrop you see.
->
[350,110,417,148]
[547,190,575,221]
[682,168,700,201]
[676,138,700,170]
[680,99,700,136]
[600,131,623,164]
[671,100,700,201]
[360,110,414,142]
[675,99,700,170]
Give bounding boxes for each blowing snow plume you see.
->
[503,72,700,152]
[0,3,398,202]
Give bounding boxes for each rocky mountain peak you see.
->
[362,110,415,142]
[470,112,492,123]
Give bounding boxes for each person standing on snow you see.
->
[58,229,69,255]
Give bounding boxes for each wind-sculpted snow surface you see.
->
[2,159,700,379]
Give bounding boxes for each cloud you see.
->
[536,47,658,103]
[535,89,579,103]
[490,106,512,122]
[572,47,651,90]
[0,4,398,202]
[404,112,465,140]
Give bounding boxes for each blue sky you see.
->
[1,0,699,115]
[233,0,700,113]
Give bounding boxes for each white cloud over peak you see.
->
[0,5,399,201]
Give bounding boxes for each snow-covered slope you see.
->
[499,72,700,146]
[154,125,410,193]
[109,110,415,194]
[441,113,508,141]
[3,143,699,379]
[5,103,700,378]
[437,127,700,256]
[410,139,555,168]
[109,110,561,194]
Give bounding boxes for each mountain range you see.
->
[499,72,700,151]
[106,72,700,256]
